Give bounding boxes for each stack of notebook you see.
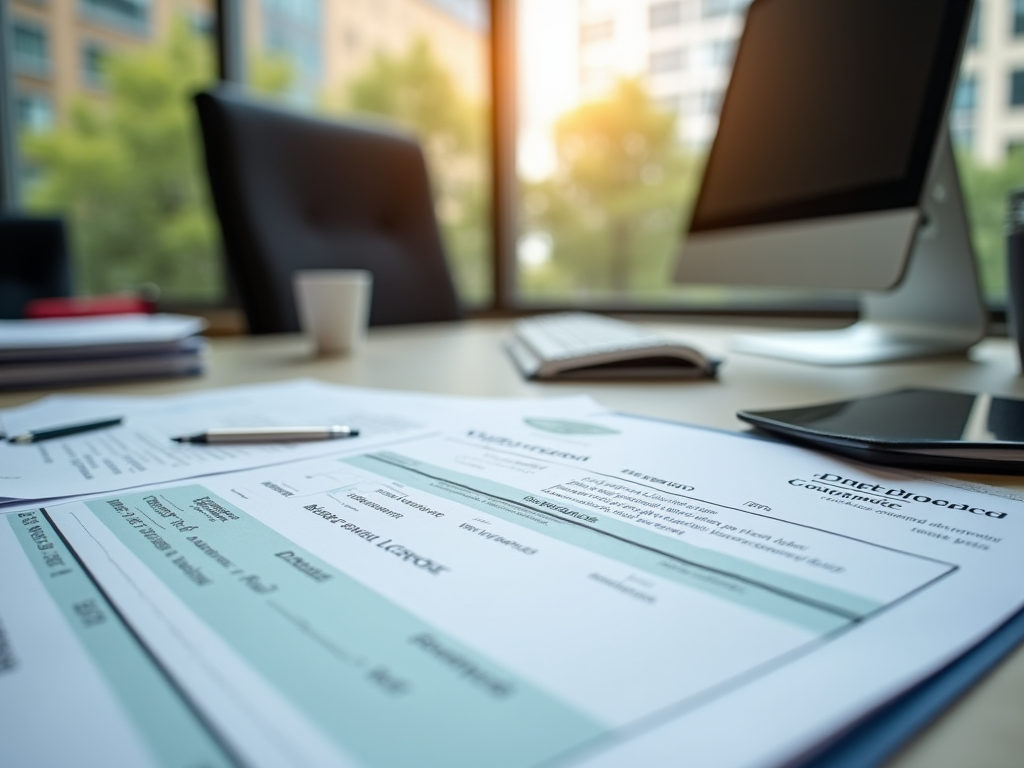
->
[0,313,208,389]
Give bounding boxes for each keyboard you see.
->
[505,312,719,380]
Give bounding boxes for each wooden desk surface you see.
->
[3,316,1024,767]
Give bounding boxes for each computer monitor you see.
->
[674,0,987,365]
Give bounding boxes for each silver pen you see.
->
[171,426,359,444]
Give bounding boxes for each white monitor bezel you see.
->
[675,208,919,291]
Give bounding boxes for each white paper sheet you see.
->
[5,403,1024,768]
[0,380,601,505]
[0,313,205,359]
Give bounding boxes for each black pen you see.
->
[8,416,124,444]
[172,426,359,444]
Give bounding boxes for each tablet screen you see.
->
[741,389,1024,445]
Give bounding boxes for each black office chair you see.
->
[0,215,73,319]
[193,87,462,334]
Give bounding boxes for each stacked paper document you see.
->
[0,313,208,389]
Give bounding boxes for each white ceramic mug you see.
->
[292,269,373,356]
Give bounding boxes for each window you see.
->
[80,42,108,88]
[950,75,977,150]
[683,89,722,116]
[580,19,614,44]
[344,26,360,50]
[968,1,981,46]
[649,48,684,73]
[12,9,220,304]
[190,9,213,37]
[1011,70,1024,106]
[649,2,682,29]
[14,92,54,192]
[701,0,748,20]
[260,0,323,106]
[580,66,614,96]
[517,0,771,307]
[0,0,1017,314]
[658,94,681,112]
[79,0,150,35]
[953,74,978,112]
[16,92,54,134]
[13,21,49,77]
[241,0,493,306]
[956,127,976,151]
[692,39,733,71]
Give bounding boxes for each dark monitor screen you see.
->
[689,0,971,233]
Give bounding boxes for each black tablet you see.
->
[738,388,1024,474]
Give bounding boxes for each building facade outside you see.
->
[577,0,748,150]
[320,0,486,105]
[8,0,488,304]
[11,0,210,139]
[956,0,1024,163]
[507,0,1020,304]
[10,0,485,159]
[576,0,1024,166]
[241,0,486,109]
[13,0,1017,307]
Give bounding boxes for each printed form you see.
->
[2,402,1022,768]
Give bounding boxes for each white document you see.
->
[0,313,205,360]
[5,405,1024,768]
[0,380,601,505]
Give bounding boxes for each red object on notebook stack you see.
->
[25,295,156,319]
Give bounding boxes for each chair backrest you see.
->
[0,215,72,319]
[193,87,461,334]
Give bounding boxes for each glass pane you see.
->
[516,0,1007,309]
[241,0,493,306]
[14,0,223,304]
[517,0,815,308]
[955,0,1020,306]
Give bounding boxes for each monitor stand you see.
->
[732,135,988,365]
